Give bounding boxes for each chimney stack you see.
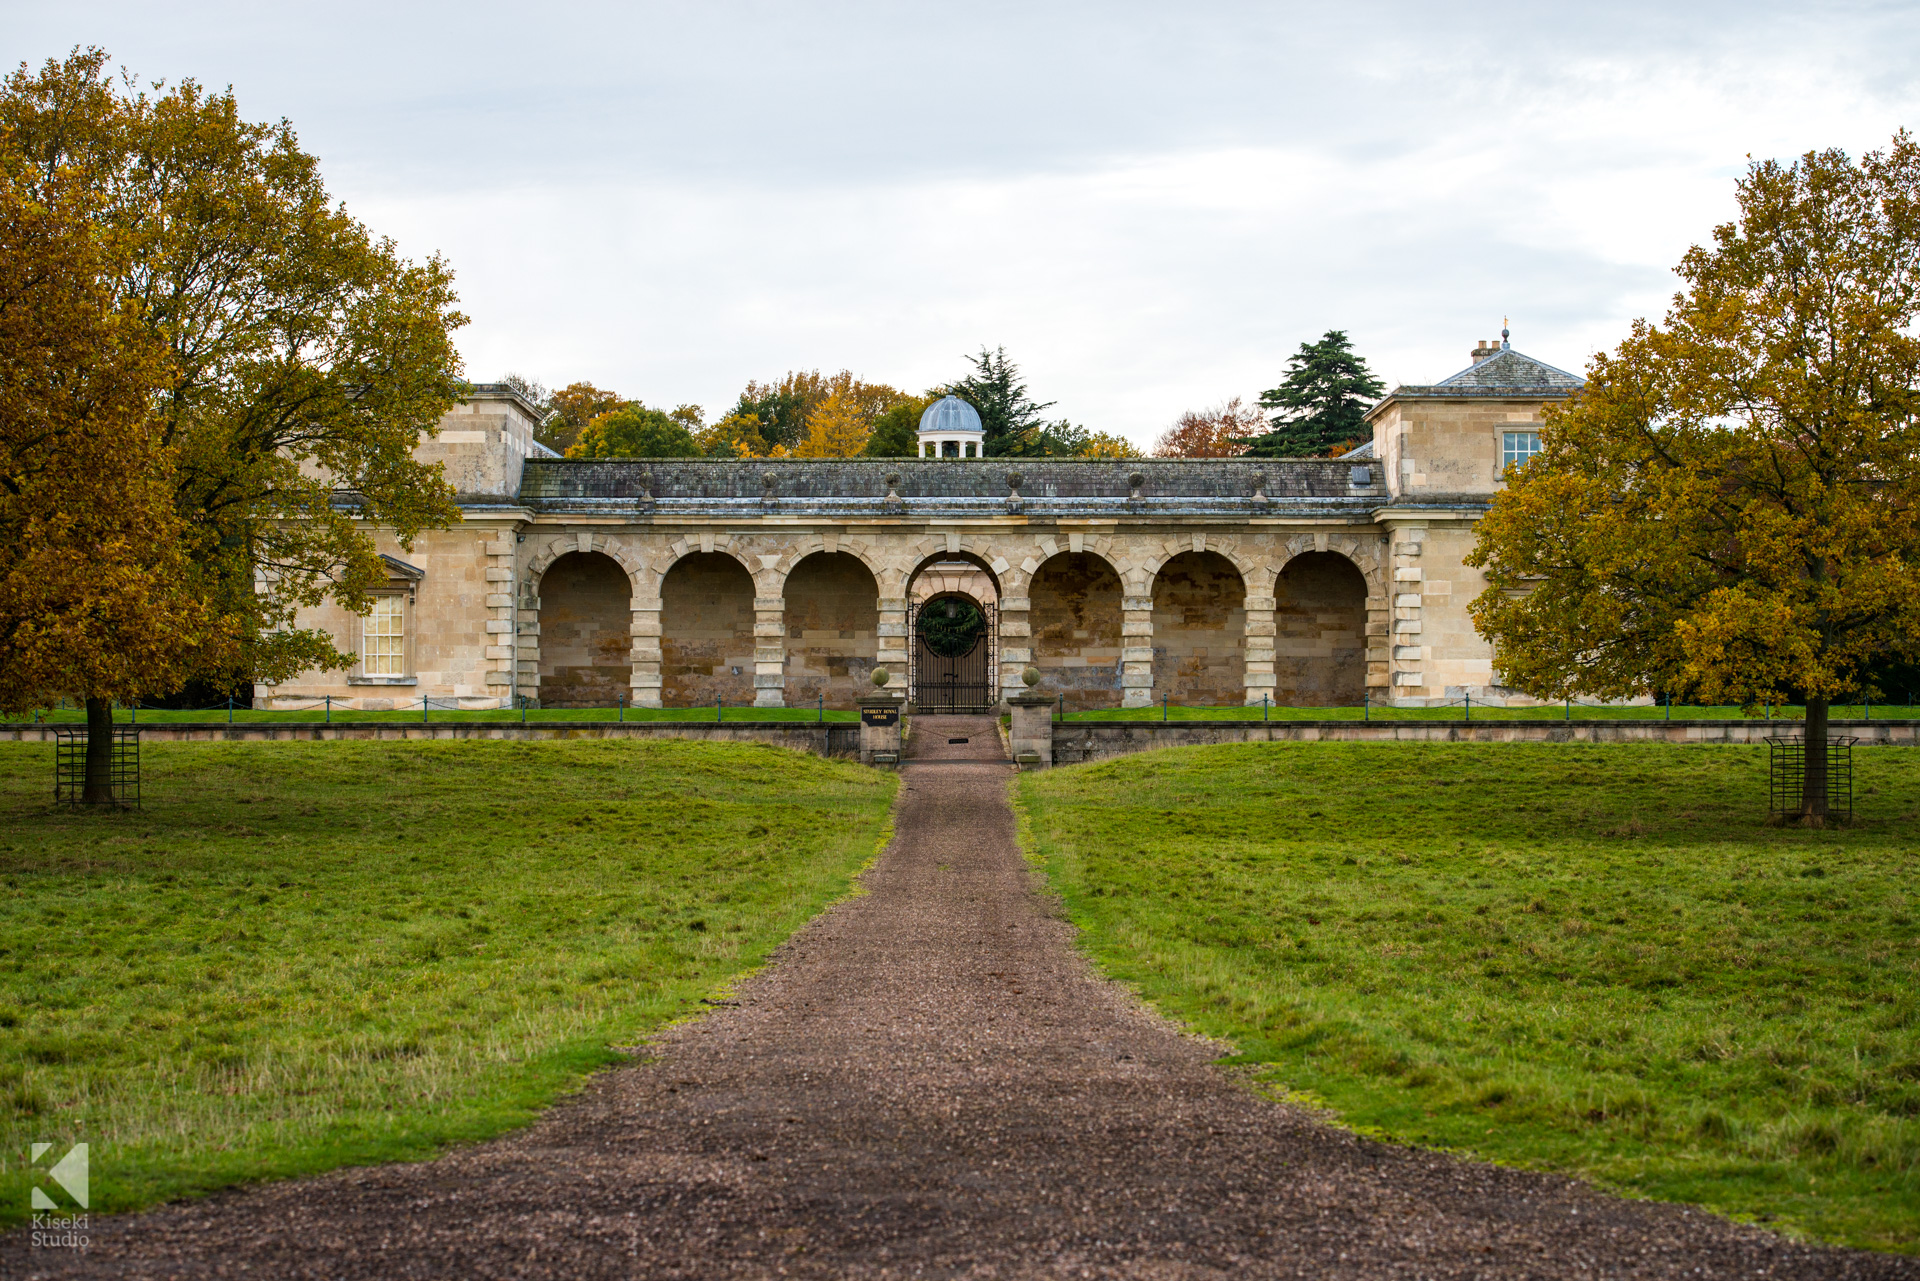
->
[1470,339,1500,364]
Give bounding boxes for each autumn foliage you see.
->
[1469,134,1920,824]
[1151,397,1261,457]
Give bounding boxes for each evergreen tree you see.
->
[1243,330,1385,457]
[949,347,1056,457]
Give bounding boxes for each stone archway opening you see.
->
[537,551,633,708]
[1273,551,1368,707]
[1029,551,1124,713]
[783,551,880,709]
[661,551,757,707]
[1151,551,1246,706]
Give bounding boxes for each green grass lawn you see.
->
[1056,702,1907,722]
[1017,743,1920,1253]
[0,738,894,1226]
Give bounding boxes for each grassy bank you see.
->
[1056,702,1905,722]
[1018,743,1920,1252]
[0,738,894,1225]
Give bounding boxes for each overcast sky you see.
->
[7,2,1919,444]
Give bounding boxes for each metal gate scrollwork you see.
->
[909,596,997,713]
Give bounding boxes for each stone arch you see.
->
[772,533,886,586]
[1150,550,1247,706]
[783,550,881,709]
[526,531,647,597]
[660,550,758,707]
[535,551,633,707]
[1277,534,1386,599]
[1028,549,1126,712]
[904,547,1002,603]
[1270,550,1369,707]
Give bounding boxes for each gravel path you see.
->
[8,714,1912,1279]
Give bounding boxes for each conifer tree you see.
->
[1243,331,1384,457]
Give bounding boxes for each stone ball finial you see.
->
[1022,666,1041,688]
[871,667,890,688]
[884,471,900,487]
[1128,471,1145,488]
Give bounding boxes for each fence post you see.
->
[131,702,137,725]
[325,694,331,725]
[1665,692,1671,722]
[227,695,233,725]
[423,695,429,724]
[1865,694,1870,722]
[1162,692,1167,723]
[521,695,527,726]
[618,692,625,723]
[717,696,722,724]
[1364,694,1369,723]
[1464,691,1470,723]
[818,693,823,724]
[1263,694,1268,723]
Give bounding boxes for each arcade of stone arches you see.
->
[520,529,1385,712]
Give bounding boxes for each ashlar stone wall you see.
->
[783,551,880,708]
[537,551,633,707]
[1271,551,1368,706]
[660,551,758,707]
[1150,551,1246,706]
[1030,552,1125,712]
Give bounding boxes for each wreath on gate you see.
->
[921,597,986,658]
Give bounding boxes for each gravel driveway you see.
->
[6,714,1912,1279]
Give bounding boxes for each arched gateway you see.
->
[273,339,1584,711]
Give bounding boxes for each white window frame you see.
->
[352,590,416,684]
[1502,430,1542,471]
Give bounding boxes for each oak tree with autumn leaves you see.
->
[1469,135,1920,825]
[1,49,468,788]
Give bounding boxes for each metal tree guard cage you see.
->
[53,725,142,808]
[1766,734,1854,824]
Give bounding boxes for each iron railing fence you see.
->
[12,693,1918,727]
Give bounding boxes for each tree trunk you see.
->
[1801,696,1829,827]
[82,696,115,806]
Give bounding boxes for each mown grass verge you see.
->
[1017,742,1920,1252]
[0,738,894,1225]
[1056,703,1902,722]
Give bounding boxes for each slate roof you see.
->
[512,457,1387,520]
[1426,347,1584,392]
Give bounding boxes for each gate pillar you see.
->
[1243,593,1277,706]
[857,693,903,766]
[1009,689,1054,768]
[997,594,1031,707]
[1121,593,1155,709]
[753,595,786,708]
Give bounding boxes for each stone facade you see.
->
[268,345,1581,712]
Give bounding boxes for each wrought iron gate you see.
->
[909,597,998,713]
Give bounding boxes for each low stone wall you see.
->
[0,721,864,757]
[1051,718,1920,764]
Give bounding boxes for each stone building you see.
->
[269,337,1582,712]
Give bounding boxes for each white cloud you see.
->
[9,0,1918,444]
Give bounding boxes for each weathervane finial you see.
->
[1501,317,1510,348]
